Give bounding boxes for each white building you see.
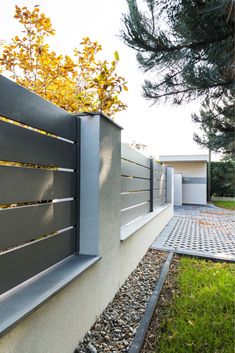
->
[159,155,208,205]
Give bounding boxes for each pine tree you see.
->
[192,94,235,159]
[121,0,234,159]
[121,0,234,104]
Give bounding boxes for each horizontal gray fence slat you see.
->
[0,75,76,141]
[160,180,166,190]
[0,200,76,250]
[121,191,150,210]
[153,196,166,207]
[0,228,76,295]
[121,202,150,227]
[153,180,160,189]
[121,144,150,168]
[0,120,76,169]
[121,177,150,192]
[154,188,166,199]
[154,170,166,181]
[153,189,160,199]
[160,188,166,198]
[121,159,150,179]
[153,161,163,172]
[153,171,160,181]
[0,166,76,204]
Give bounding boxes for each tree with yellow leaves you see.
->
[0,5,127,117]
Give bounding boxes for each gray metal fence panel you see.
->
[153,161,163,172]
[0,200,76,250]
[121,202,150,226]
[121,191,150,209]
[0,75,76,141]
[159,188,166,198]
[154,170,162,180]
[153,180,161,189]
[0,76,79,296]
[153,189,160,199]
[121,144,150,168]
[0,166,76,204]
[121,159,150,179]
[120,147,168,226]
[0,228,76,295]
[0,120,76,169]
[121,177,150,193]
[153,198,165,208]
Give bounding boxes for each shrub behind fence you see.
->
[210,161,235,197]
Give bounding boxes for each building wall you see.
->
[163,161,207,205]
[0,117,174,353]
[167,161,207,177]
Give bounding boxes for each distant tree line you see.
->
[210,161,235,197]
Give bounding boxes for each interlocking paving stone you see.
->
[152,205,235,261]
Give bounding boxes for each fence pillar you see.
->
[166,167,174,204]
[77,112,122,256]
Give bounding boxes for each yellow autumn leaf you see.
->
[114,50,119,61]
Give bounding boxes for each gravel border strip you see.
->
[74,250,168,353]
[128,252,174,353]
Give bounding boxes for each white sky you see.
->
[1,0,219,160]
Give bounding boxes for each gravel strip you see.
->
[75,249,168,353]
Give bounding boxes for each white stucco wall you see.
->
[182,184,207,205]
[167,161,207,177]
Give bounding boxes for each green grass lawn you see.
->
[156,258,235,353]
[213,200,235,210]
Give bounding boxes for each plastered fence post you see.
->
[166,167,174,204]
[79,113,122,256]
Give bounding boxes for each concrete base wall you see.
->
[0,205,173,353]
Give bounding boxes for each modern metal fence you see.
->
[0,77,174,350]
[0,75,168,297]
[121,143,166,228]
[0,75,79,295]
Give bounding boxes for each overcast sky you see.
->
[1,0,217,160]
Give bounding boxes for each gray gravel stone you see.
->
[74,250,167,353]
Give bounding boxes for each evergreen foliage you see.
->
[211,161,235,196]
[121,0,234,104]
[121,1,234,158]
[192,93,235,159]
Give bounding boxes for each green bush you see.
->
[210,161,235,197]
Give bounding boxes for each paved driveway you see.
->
[151,205,235,261]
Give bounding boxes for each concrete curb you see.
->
[128,251,174,353]
[176,251,235,263]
